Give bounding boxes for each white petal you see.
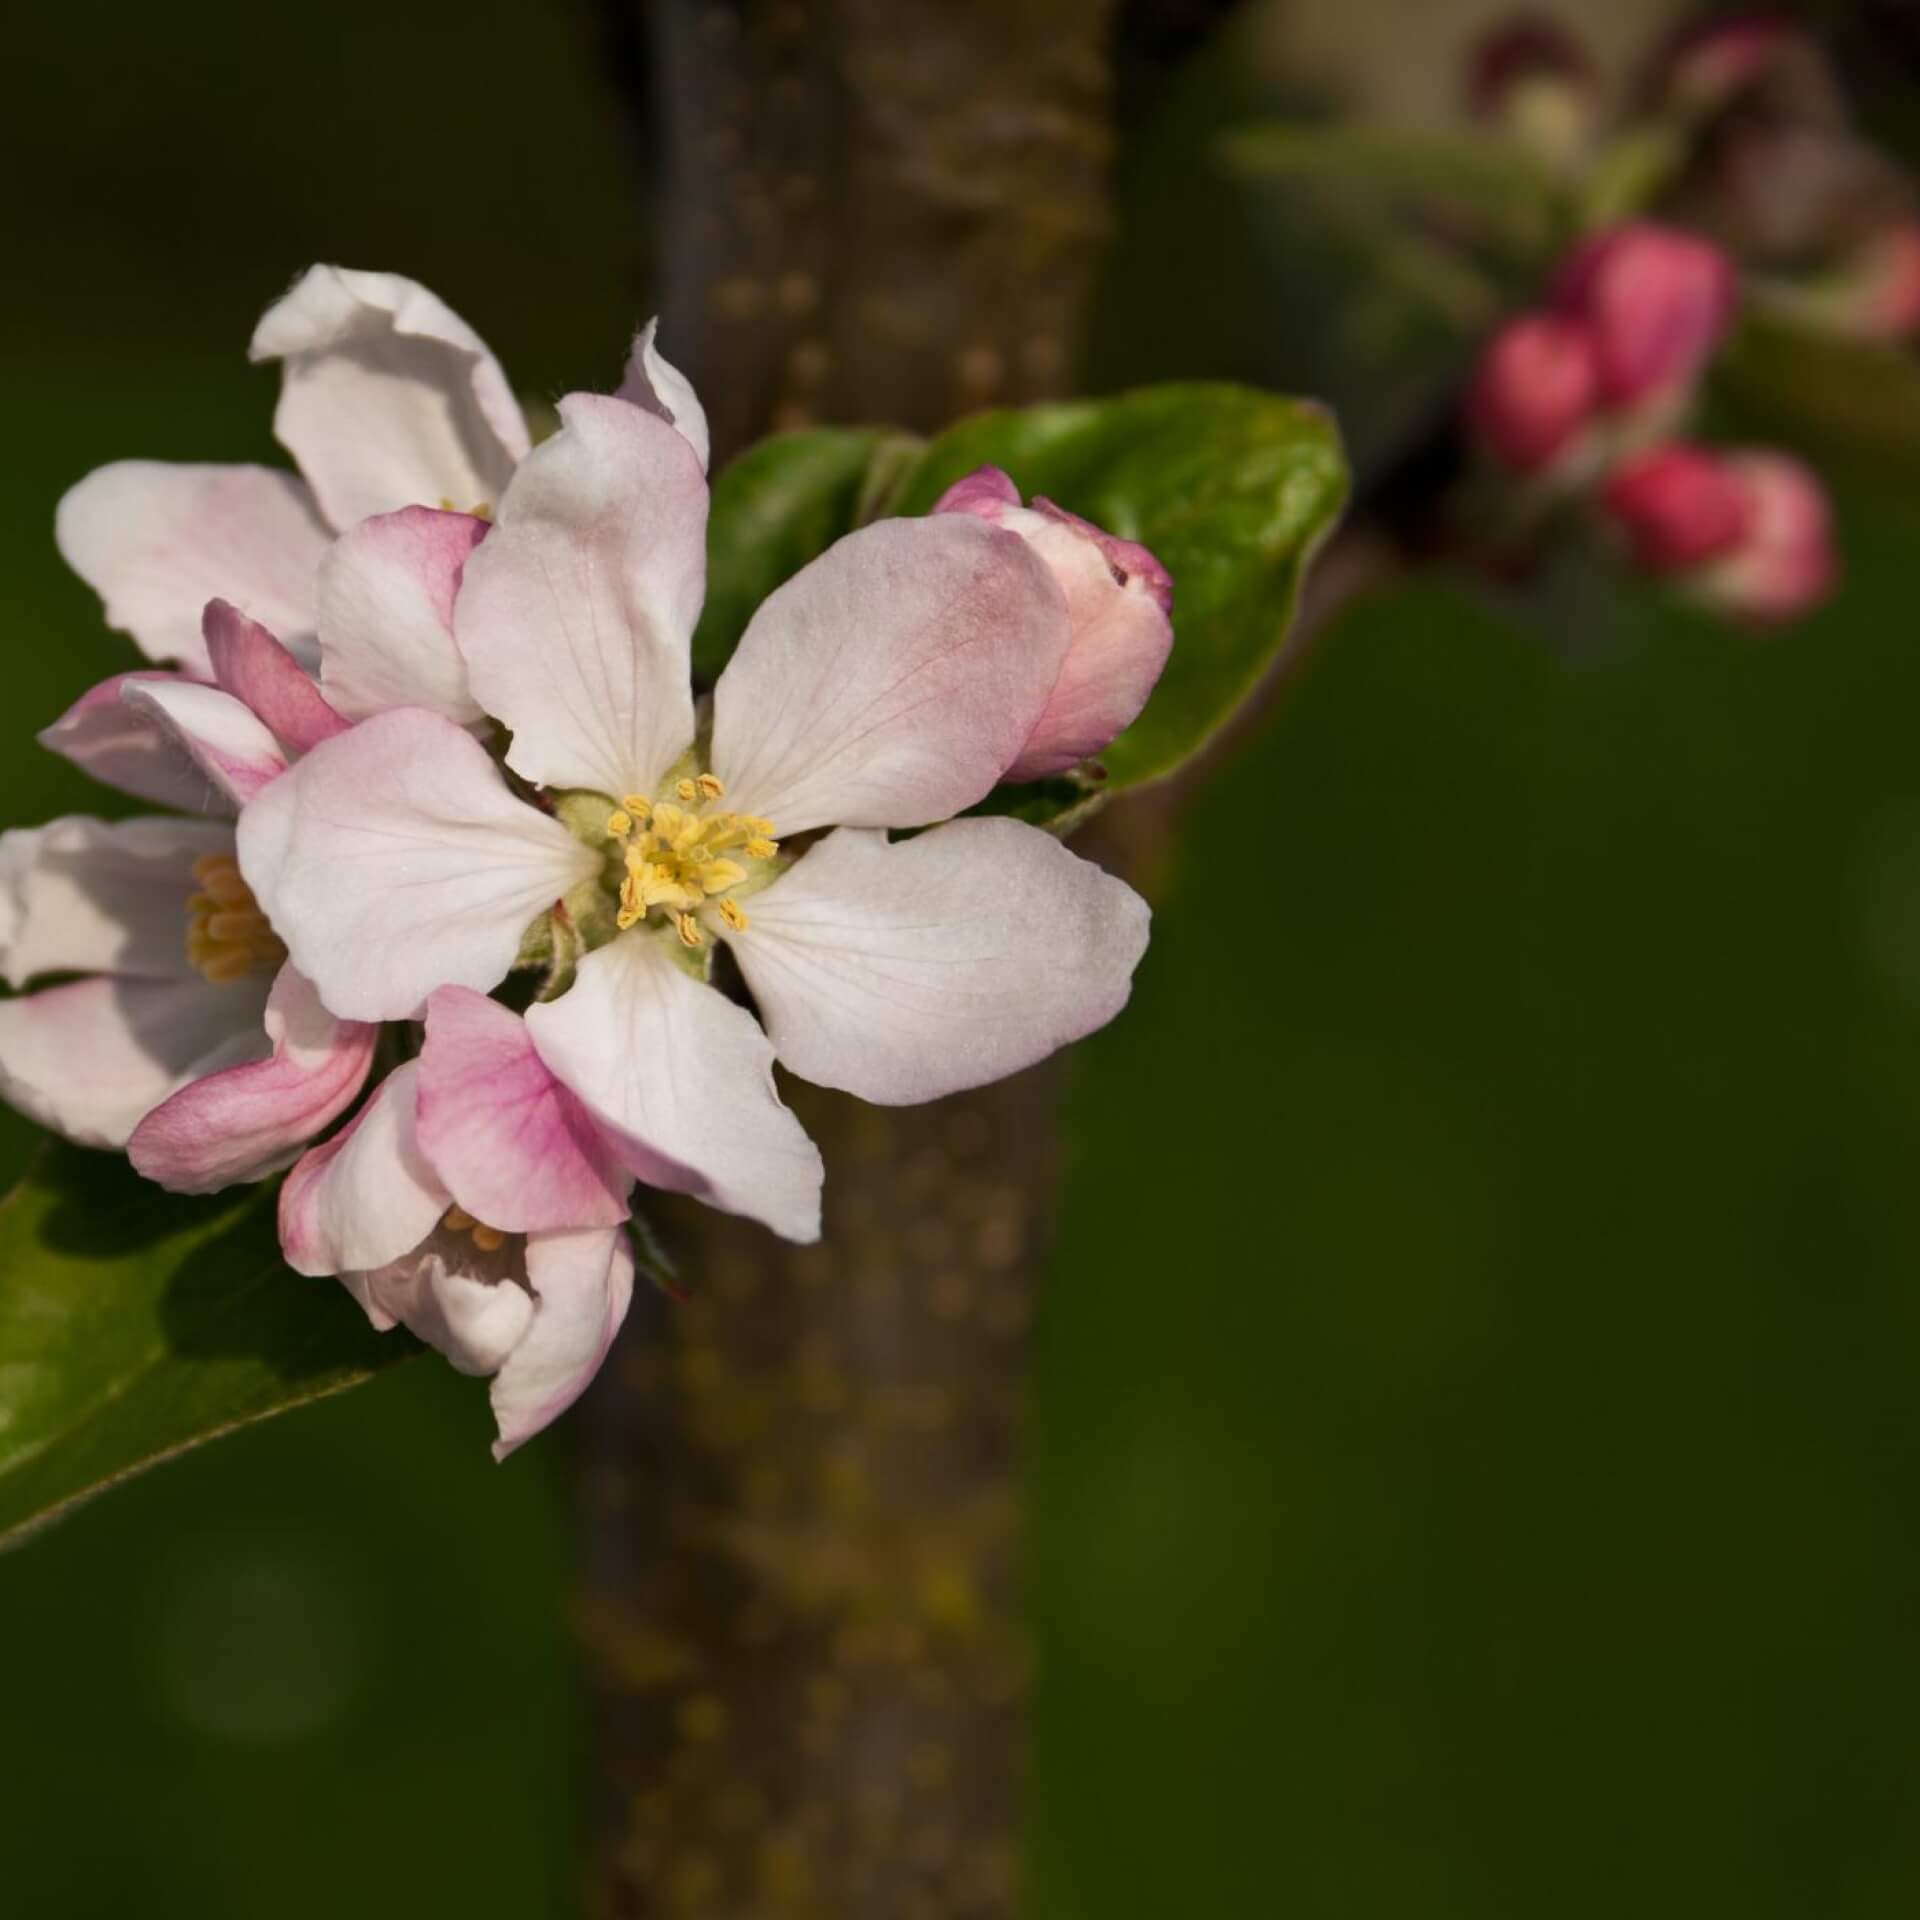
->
[0,815,235,987]
[316,507,489,724]
[118,679,287,809]
[237,708,600,1022]
[277,1061,448,1277]
[456,394,705,798]
[526,936,822,1243]
[0,972,268,1149]
[55,462,328,673]
[37,673,227,813]
[344,1242,535,1377]
[709,514,1072,835]
[250,266,530,528]
[491,1226,634,1458]
[727,820,1151,1104]
[614,319,711,472]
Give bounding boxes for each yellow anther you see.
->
[185,859,284,985]
[674,911,704,948]
[605,809,633,840]
[196,949,257,984]
[621,794,652,823]
[696,773,726,800]
[695,858,747,894]
[744,837,778,861]
[206,908,270,942]
[742,816,775,836]
[675,777,698,802]
[471,1224,506,1253]
[444,1205,476,1231]
[718,898,749,932]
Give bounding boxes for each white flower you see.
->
[241,396,1154,1245]
[53,267,705,679]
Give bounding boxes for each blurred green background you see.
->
[5,2,1920,1916]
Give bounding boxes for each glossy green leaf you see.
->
[696,386,1348,816]
[895,383,1349,796]
[0,1143,412,1549]
[692,426,924,682]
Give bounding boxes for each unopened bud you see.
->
[1655,14,1801,117]
[1600,443,1751,573]
[1466,312,1598,472]
[1466,15,1596,169]
[934,466,1174,782]
[1551,222,1738,411]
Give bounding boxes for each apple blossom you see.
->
[54,267,706,678]
[932,465,1173,779]
[241,395,1155,1247]
[1467,312,1600,473]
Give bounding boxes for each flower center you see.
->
[603,773,778,950]
[442,1204,509,1253]
[186,853,286,984]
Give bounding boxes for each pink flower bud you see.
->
[1699,452,1836,621]
[1600,444,1751,574]
[1465,313,1598,471]
[1655,14,1799,116]
[934,466,1174,782]
[1552,223,1739,410]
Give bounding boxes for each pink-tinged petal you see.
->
[37,672,226,812]
[278,1061,448,1277]
[316,507,489,724]
[417,986,632,1232]
[526,936,822,1244]
[0,815,234,987]
[491,1226,634,1459]
[727,820,1151,1105]
[1698,452,1837,623]
[56,462,328,674]
[202,600,348,754]
[237,708,599,1022]
[457,394,705,798]
[250,266,530,528]
[0,972,269,1150]
[614,319,711,473]
[931,466,1021,516]
[344,1246,535,1376]
[128,964,376,1194]
[710,515,1072,834]
[118,679,287,810]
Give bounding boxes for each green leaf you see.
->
[895,384,1350,797]
[0,1143,412,1549]
[695,386,1349,820]
[692,427,924,681]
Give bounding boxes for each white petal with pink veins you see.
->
[278,1062,449,1277]
[0,973,270,1150]
[37,673,226,813]
[119,679,288,810]
[457,395,706,799]
[251,266,530,528]
[726,820,1151,1104]
[129,965,376,1194]
[0,816,235,987]
[237,709,600,1023]
[526,936,823,1244]
[709,514,1072,834]
[316,507,490,724]
[417,987,633,1233]
[491,1226,635,1458]
[56,461,328,673]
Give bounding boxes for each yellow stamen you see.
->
[185,858,285,984]
[621,795,653,823]
[696,773,726,800]
[694,859,747,894]
[606,809,633,840]
[674,777,699,802]
[744,837,778,861]
[718,898,749,933]
[674,911,704,948]
[444,1205,476,1231]
[471,1224,506,1253]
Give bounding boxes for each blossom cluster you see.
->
[1456,13,1920,622]
[1,269,1170,1454]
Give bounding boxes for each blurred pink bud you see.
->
[933,466,1174,781]
[1701,452,1836,621]
[1657,14,1800,115]
[1466,313,1598,471]
[1815,223,1920,341]
[1601,444,1751,573]
[1552,223,1739,410]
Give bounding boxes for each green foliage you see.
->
[0,1144,410,1548]
[699,384,1350,820]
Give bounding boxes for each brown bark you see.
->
[586,5,1116,1915]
